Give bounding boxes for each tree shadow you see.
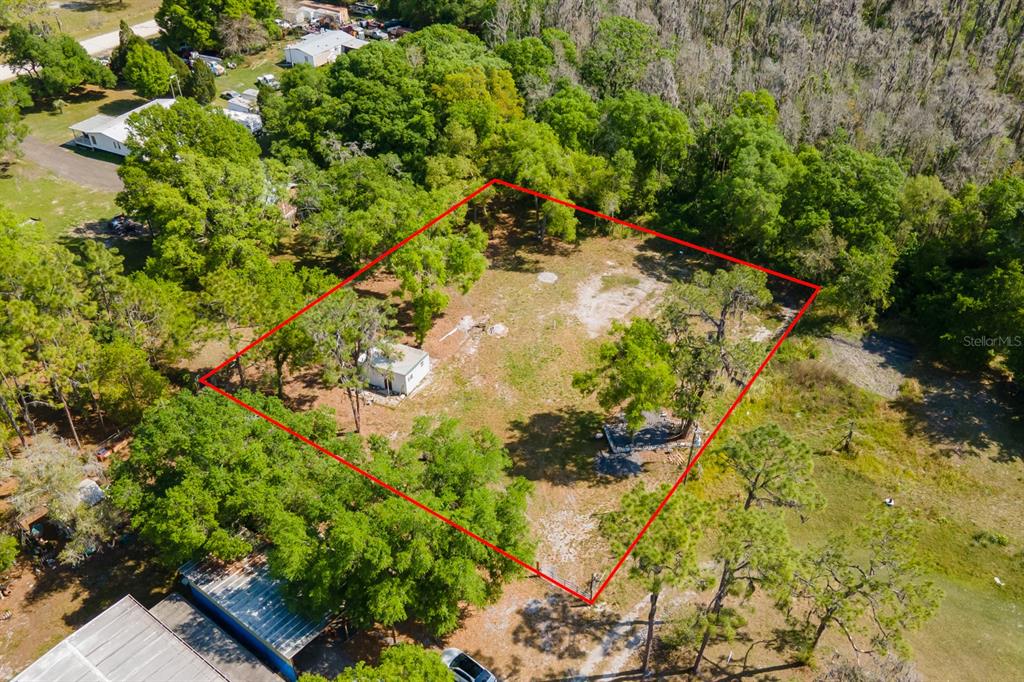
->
[505,408,609,486]
[897,366,1024,462]
[484,203,579,273]
[510,590,621,661]
[631,235,702,284]
[97,97,148,117]
[23,542,174,629]
[23,87,107,116]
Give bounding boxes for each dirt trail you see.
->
[20,136,123,192]
[574,597,648,677]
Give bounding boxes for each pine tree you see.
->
[186,59,216,104]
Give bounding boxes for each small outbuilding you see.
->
[361,343,431,395]
[180,554,327,682]
[69,98,175,157]
[284,30,368,67]
[293,1,349,27]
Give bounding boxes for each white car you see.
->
[441,649,497,682]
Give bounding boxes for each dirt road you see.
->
[20,136,123,192]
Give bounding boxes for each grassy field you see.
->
[22,86,148,145]
[24,0,160,40]
[214,43,288,96]
[0,159,117,236]
[696,338,1024,681]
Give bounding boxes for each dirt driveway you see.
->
[20,136,123,192]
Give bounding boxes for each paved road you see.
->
[20,135,123,192]
[0,19,160,82]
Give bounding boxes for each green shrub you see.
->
[972,530,1009,548]
[898,378,924,403]
[0,533,18,573]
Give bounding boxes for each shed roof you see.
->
[69,99,175,144]
[286,30,367,57]
[149,594,280,682]
[367,343,429,377]
[12,595,227,682]
[180,554,326,660]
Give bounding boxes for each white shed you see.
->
[284,30,368,67]
[361,344,431,395]
[69,98,175,157]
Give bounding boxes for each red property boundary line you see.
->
[199,178,820,604]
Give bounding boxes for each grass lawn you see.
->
[0,159,117,236]
[25,0,160,40]
[214,42,289,97]
[696,338,1024,680]
[22,86,147,145]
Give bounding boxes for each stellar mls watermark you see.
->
[962,335,1023,348]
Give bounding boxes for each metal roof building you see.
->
[149,594,281,682]
[180,554,326,682]
[283,30,368,67]
[12,595,228,682]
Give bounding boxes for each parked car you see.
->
[256,73,280,90]
[108,215,143,234]
[274,18,292,29]
[350,2,379,16]
[441,649,498,682]
[368,28,389,40]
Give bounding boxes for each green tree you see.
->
[598,90,693,212]
[1,24,115,99]
[109,20,146,76]
[122,40,174,99]
[117,99,283,281]
[0,81,29,161]
[536,80,599,151]
[572,318,675,432]
[303,285,394,431]
[300,644,452,681]
[690,423,822,674]
[577,266,771,438]
[484,118,579,239]
[388,0,495,29]
[0,533,17,573]
[112,392,534,637]
[494,36,554,92]
[185,58,216,103]
[601,484,708,674]
[327,41,437,166]
[156,0,279,52]
[789,510,942,660]
[580,17,667,97]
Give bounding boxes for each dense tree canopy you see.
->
[1,24,115,99]
[111,391,533,636]
[117,99,284,281]
[156,0,279,52]
[121,41,174,99]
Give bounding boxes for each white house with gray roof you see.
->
[361,343,431,395]
[68,98,175,157]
